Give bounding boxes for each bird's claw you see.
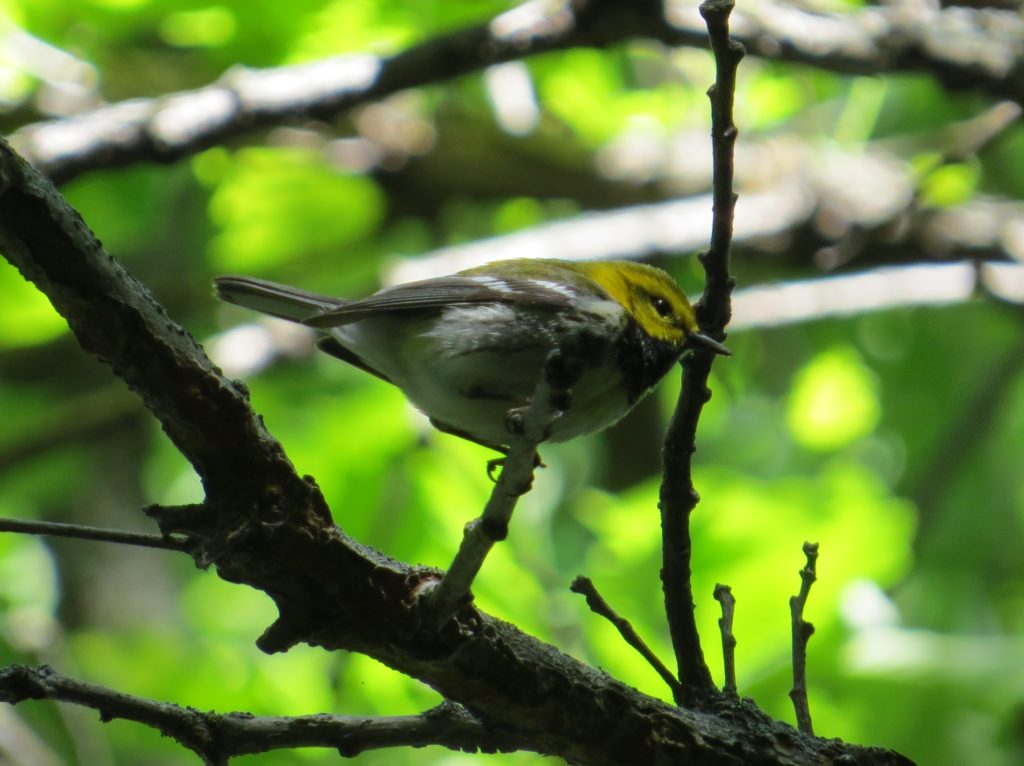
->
[486,452,545,483]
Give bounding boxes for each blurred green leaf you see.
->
[787,346,881,451]
[0,262,65,349]
[919,162,981,208]
[537,48,695,145]
[207,147,386,271]
[0,534,59,651]
[159,6,236,48]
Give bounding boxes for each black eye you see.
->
[652,296,673,318]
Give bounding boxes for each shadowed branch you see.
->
[658,0,742,704]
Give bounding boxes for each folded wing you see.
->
[304,275,576,328]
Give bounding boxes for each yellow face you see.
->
[579,261,698,346]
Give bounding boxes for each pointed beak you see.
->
[688,331,731,356]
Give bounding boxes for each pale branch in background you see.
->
[570,576,684,703]
[11,0,1022,185]
[713,584,738,698]
[658,0,742,703]
[730,263,1024,330]
[789,542,820,736]
[662,0,1024,105]
[385,99,1021,286]
[10,5,581,185]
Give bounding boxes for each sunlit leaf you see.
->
[919,162,981,208]
[787,346,880,451]
[160,7,236,48]
[208,147,385,271]
[0,263,65,348]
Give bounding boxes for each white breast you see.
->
[330,300,628,446]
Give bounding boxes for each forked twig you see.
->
[713,584,737,697]
[789,542,820,735]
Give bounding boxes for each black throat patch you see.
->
[616,319,684,404]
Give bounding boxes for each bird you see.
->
[214,258,729,454]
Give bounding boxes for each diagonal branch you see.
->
[658,0,742,704]
[571,576,683,702]
[0,133,314,510]
[11,0,650,185]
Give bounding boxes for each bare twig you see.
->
[422,340,588,625]
[789,542,820,736]
[0,665,524,765]
[713,584,738,698]
[0,517,188,551]
[697,0,743,334]
[658,0,742,704]
[571,576,684,702]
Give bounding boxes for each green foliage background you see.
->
[2,2,1023,765]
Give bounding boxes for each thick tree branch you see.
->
[0,115,914,766]
[658,0,741,704]
[0,134,320,511]
[0,665,525,765]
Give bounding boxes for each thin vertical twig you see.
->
[658,0,743,706]
[789,542,819,735]
[713,584,737,698]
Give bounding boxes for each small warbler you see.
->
[214,259,728,452]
